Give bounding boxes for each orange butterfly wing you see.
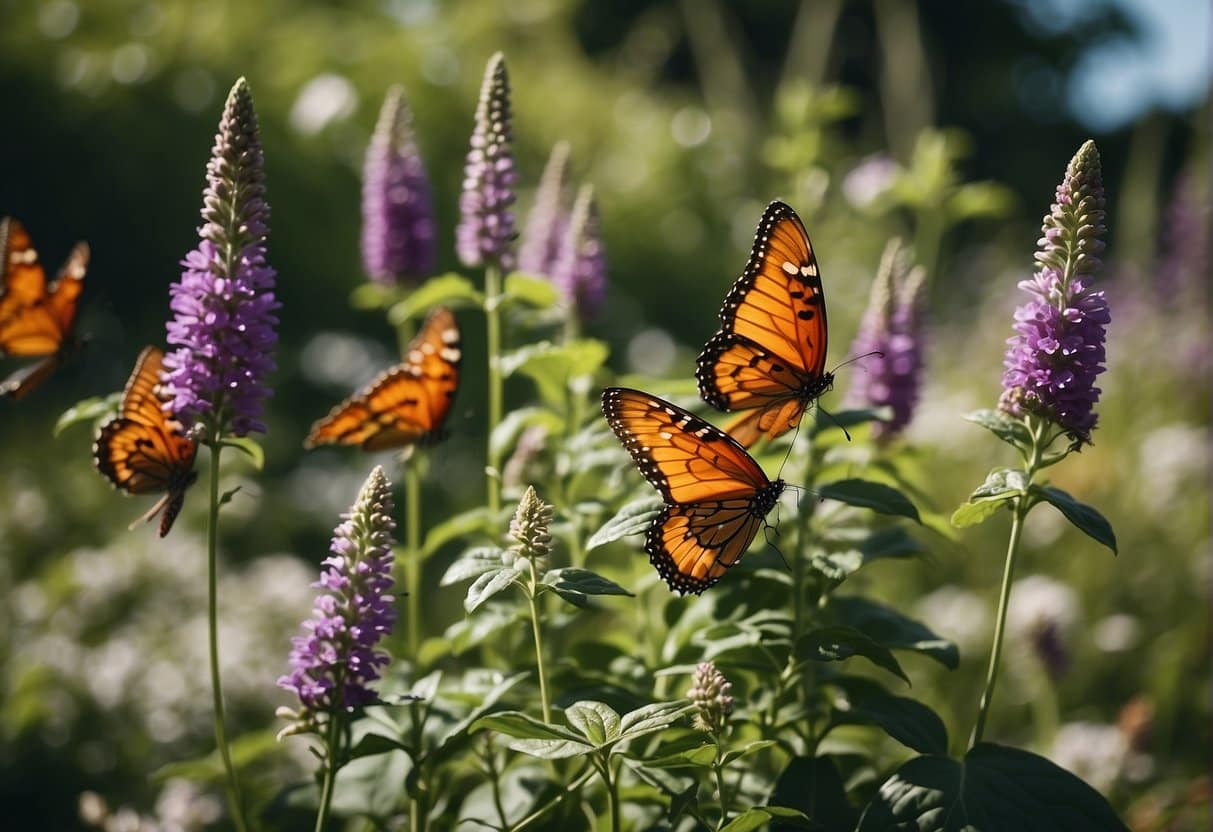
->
[305,307,461,451]
[697,201,832,447]
[94,346,199,536]
[602,387,784,594]
[0,219,88,398]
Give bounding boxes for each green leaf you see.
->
[501,339,609,408]
[720,739,777,767]
[832,694,948,755]
[542,568,633,607]
[463,567,522,613]
[963,408,1031,447]
[797,626,909,683]
[951,466,1027,527]
[1034,485,1118,554]
[769,755,859,831]
[857,743,1129,831]
[387,273,484,324]
[951,498,1011,528]
[830,597,959,669]
[430,672,527,763]
[617,701,691,744]
[586,497,664,551]
[488,406,565,461]
[420,507,493,559]
[219,436,265,471]
[439,547,509,585]
[806,548,864,583]
[472,712,590,760]
[644,744,719,768]
[347,732,407,761]
[818,479,921,523]
[722,807,814,831]
[54,393,121,436]
[349,281,404,310]
[502,271,559,310]
[565,700,621,746]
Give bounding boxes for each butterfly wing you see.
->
[601,387,783,594]
[697,201,830,445]
[94,346,198,536]
[305,307,461,451]
[0,218,48,322]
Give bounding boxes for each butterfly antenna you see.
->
[762,522,791,572]
[773,413,807,482]
[816,403,852,443]
[831,350,885,374]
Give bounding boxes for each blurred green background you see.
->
[0,0,1208,829]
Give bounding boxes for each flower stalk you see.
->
[511,486,554,723]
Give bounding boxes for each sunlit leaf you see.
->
[388,273,484,324]
[818,479,921,523]
[797,626,909,683]
[831,694,948,755]
[501,271,559,310]
[463,568,522,613]
[586,497,663,551]
[1034,485,1117,554]
[963,408,1031,447]
[54,393,121,437]
[439,547,509,585]
[220,436,264,471]
[829,597,959,669]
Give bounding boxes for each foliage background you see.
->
[0,0,1207,829]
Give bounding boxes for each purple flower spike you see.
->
[847,239,928,440]
[456,52,517,270]
[1000,140,1109,442]
[688,661,733,734]
[163,78,279,437]
[552,184,607,322]
[279,466,397,714]
[362,86,436,285]
[518,141,571,277]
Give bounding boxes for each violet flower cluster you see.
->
[518,141,571,277]
[999,140,1109,442]
[278,466,397,715]
[688,661,733,734]
[551,184,607,322]
[361,86,436,285]
[163,78,279,437]
[847,239,927,440]
[456,52,517,270]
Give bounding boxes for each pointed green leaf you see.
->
[797,626,909,683]
[502,271,560,310]
[464,567,522,613]
[586,497,664,551]
[501,339,609,408]
[439,547,510,585]
[55,393,121,437]
[721,807,814,831]
[720,739,777,767]
[832,694,948,755]
[830,597,959,669]
[470,711,590,759]
[542,568,633,606]
[220,436,265,471]
[963,408,1031,447]
[1034,486,1117,554]
[617,701,691,743]
[857,743,1128,831]
[818,479,921,523]
[769,755,859,831]
[951,497,1011,528]
[565,700,621,746]
[388,273,484,324]
[488,406,565,460]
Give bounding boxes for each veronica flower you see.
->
[361,85,436,285]
[456,52,517,270]
[688,661,734,734]
[518,141,571,276]
[847,239,927,439]
[163,78,280,438]
[999,140,1109,442]
[551,184,607,322]
[278,466,397,715]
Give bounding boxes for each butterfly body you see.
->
[305,307,461,451]
[0,217,88,399]
[697,201,832,447]
[94,346,199,537]
[602,386,783,595]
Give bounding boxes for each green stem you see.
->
[483,735,509,829]
[511,765,595,831]
[485,263,504,520]
[526,559,552,723]
[970,500,1026,747]
[601,757,621,832]
[205,440,248,832]
[314,712,343,832]
[405,461,422,657]
[713,747,731,830]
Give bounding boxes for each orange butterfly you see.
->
[0,217,89,399]
[305,306,461,451]
[696,201,833,448]
[602,387,785,595]
[94,346,199,537]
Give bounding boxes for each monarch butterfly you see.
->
[696,201,833,448]
[305,306,461,451]
[602,387,784,595]
[94,346,199,537]
[0,217,89,399]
